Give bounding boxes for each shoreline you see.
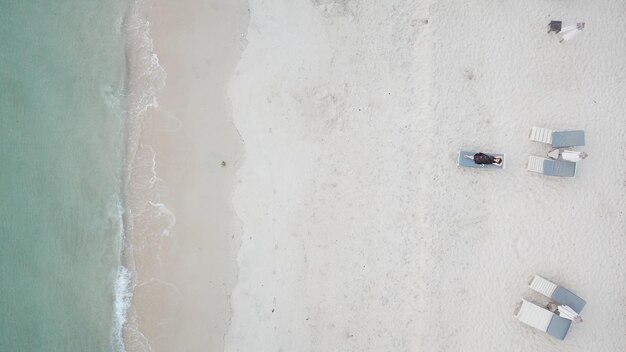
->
[120,1,626,351]
[123,0,249,351]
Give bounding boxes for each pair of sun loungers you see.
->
[515,275,586,340]
[527,127,585,178]
[458,127,585,177]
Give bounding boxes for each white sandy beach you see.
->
[127,0,626,351]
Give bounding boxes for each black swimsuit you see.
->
[473,153,498,165]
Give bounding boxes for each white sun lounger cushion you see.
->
[529,275,558,297]
[516,299,553,332]
[516,299,572,340]
[529,127,554,144]
[527,156,545,173]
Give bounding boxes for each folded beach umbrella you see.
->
[558,305,583,323]
[559,23,585,42]
[561,150,588,162]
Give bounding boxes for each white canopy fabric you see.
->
[559,23,585,41]
[548,149,560,160]
[561,150,587,162]
[558,305,583,323]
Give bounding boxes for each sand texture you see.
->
[124,1,248,351]
[227,0,434,350]
[420,1,626,351]
[225,0,626,351]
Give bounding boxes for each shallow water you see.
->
[0,1,128,350]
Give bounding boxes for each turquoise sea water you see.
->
[0,1,129,350]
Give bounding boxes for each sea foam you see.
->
[113,266,133,352]
[115,0,170,351]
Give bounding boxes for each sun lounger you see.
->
[527,156,576,177]
[457,151,505,169]
[515,299,572,340]
[529,127,585,148]
[529,127,554,144]
[529,275,586,314]
[552,131,585,148]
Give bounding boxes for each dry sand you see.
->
[225,0,626,351]
[226,1,435,350]
[127,0,626,351]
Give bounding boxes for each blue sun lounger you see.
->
[515,299,572,340]
[552,131,585,148]
[458,151,505,169]
[529,275,586,314]
[529,127,585,148]
[527,156,576,177]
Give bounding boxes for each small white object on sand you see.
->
[548,149,560,159]
[559,22,585,42]
[558,305,584,323]
[561,150,588,162]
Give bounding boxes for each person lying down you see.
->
[464,152,503,166]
